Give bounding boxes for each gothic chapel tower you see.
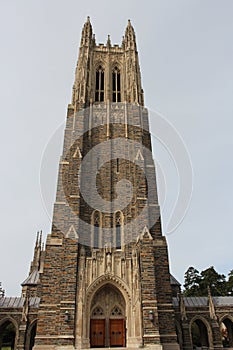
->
[34,18,179,350]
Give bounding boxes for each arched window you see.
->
[0,321,16,349]
[191,319,209,349]
[112,66,121,102]
[221,318,233,348]
[115,211,123,249]
[29,322,37,350]
[95,66,104,102]
[93,211,100,248]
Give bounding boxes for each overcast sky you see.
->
[0,0,233,296]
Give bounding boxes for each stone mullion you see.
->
[16,323,27,350]
[210,319,223,349]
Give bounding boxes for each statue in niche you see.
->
[92,258,97,279]
[106,252,112,273]
[121,259,126,279]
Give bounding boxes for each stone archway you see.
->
[220,316,233,348]
[76,274,142,349]
[25,320,37,350]
[0,319,17,350]
[191,317,211,349]
[90,283,126,348]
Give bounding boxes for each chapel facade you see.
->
[0,18,233,350]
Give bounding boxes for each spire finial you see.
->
[107,34,111,48]
[36,231,39,248]
[124,19,137,50]
[81,16,93,47]
[39,230,42,248]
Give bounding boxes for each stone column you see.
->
[211,320,223,349]
[17,323,27,350]
[181,321,193,350]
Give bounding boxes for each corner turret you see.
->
[124,19,137,50]
[80,16,93,47]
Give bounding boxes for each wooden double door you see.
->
[90,319,125,347]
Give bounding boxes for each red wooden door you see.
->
[110,319,125,347]
[90,319,105,347]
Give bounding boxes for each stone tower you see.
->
[33,17,179,350]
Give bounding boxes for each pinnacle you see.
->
[107,34,111,47]
[125,19,135,35]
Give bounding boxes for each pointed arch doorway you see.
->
[90,284,126,348]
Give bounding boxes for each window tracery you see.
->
[111,306,123,316]
[92,306,104,317]
[95,66,104,102]
[112,66,121,102]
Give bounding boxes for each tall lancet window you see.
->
[93,211,101,248]
[112,66,121,102]
[115,211,123,249]
[95,66,104,102]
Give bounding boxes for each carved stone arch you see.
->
[0,316,19,350]
[110,304,124,318]
[219,314,233,348]
[87,283,128,348]
[91,304,105,319]
[111,62,122,71]
[189,315,213,349]
[91,285,125,315]
[86,274,131,306]
[25,319,37,350]
[85,275,131,334]
[0,315,19,329]
[220,314,233,323]
[95,62,105,71]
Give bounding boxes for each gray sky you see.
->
[0,0,233,296]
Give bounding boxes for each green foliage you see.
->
[227,269,233,296]
[0,281,5,297]
[183,266,231,296]
[183,267,201,296]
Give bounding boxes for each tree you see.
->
[183,266,228,296]
[0,282,5,297]
[227,270,233,296]
[183,267,201,296]
[199,266,226,296]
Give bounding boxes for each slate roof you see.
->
[0,297,40,308]
[173,296,233,308]
[21,270,40,286]
[170,274,181,286]
[213,296,233,306]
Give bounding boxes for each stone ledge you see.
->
[46,236,63,246]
